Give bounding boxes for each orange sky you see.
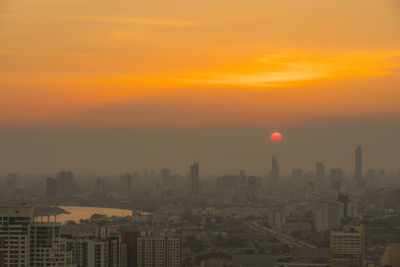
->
[1,0,400,127]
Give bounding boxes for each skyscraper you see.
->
[313,201,344,232]
[354,145,362,182]
[69,229,126,267]
[190,162,200,195]
[269,207,286,232]
[57,170,75,198]
[316,162,325,181]
[330,225,365,267]
[120,173,132,197]
[137,236,181,267]
[330,168,344,192]
[95,177,106,197]
[270,155,279,182]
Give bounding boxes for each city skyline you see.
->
[1,1,400,266]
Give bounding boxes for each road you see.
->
[247,221,317,249]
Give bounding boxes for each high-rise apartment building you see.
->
[57,170,75,198]
[137,236,181,267]
[0,205,73,266]
[69,227,126,267]
[330,225,365,267]
[314,201,344,232]
[269,207,286,232]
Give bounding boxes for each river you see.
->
[55,206,133,223]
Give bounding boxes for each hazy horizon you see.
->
[1,116,399,176]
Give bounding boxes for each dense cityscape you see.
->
[1,0,399,266]
[1,145,400,266]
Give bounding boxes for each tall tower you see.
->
[354,146,362,182]
[270,155,279,182]
[316,162,325,181]
[57,170,74,198]
[190,162,200,195]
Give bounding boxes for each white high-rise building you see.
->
[0,205,74,267]
[313,201,344,232]
[269,207,286,232]
[137,236,181,267]
[68,227,126,267]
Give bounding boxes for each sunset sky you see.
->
[1,0,400,174]
[1,0,400,128]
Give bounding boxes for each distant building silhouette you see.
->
[270,155,279,182]
[161,168,171,187]
[120,173,132,197]
[95,177,106,197]
[354,145,362,182]
[46,177,58,199]
[57,170,74,199]
[292,168,303,180]
[5,173,17,197]
[316,162,325,181]
[190,162,200,195]
[330,168,344,192]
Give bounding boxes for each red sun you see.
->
[270,132,283,142]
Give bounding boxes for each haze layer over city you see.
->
[1,0,400,267]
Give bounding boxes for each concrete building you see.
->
[0,205,73,266]
[314,201,344,232]
[381,243,400,267]
[137,236,181,267]
[69,227,126,267]
[57,170,75,198]
[269,207,286,232]
[330,225,365,267]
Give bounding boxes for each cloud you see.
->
[179,50,400,87]
[57,16,199,27]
